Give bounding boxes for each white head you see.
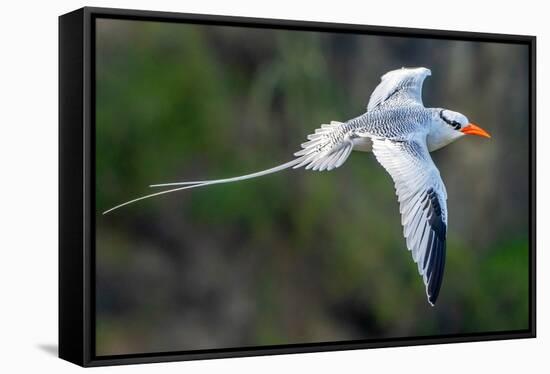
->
[427,109,490,151]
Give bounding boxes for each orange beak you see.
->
[460,123,491,138]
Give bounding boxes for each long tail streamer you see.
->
[102,120,356,215]
[102,158,302,215]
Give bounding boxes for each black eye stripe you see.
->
[439,110,461,130]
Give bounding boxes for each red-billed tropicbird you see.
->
[103,67,491,305]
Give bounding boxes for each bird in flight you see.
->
[104,67,490,306]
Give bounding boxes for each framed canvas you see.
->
[59,6,536,367]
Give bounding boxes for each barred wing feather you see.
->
[367,67,431,111]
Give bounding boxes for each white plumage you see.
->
[294,121,354,171]
[367,67,431,111]
[104,67,491,306]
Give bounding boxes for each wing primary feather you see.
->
[427,235,446,306]
[371,137,448,306]
[419,222,432,264]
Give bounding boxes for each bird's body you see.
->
[104,67,490,306]
[315,106,433,154]
[333,107,460,153]
[351,106,433,140]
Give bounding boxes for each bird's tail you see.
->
[101,158,303,215]
[102,121,354,215]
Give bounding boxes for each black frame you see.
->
[59,6,537,367]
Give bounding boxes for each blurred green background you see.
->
[95,18,530,356]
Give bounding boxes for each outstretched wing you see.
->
[372,136,448,305]
[103,121,360,214]
[367,67,431,111]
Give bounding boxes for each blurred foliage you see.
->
[95,19,530,355]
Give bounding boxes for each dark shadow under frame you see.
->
[59,6,537,367]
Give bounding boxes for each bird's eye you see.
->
[439,110,461,130]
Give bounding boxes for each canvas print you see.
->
[96,17,530,356]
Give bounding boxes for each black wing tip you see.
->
[426,234,446,307]
[427,274,443,306]
[421,190,447,306]
[427,293,439,306]
[426,284,440,306]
